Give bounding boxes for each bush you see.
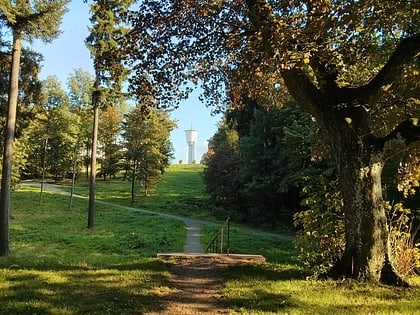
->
[293,176,345,278]
[386,202,420,277]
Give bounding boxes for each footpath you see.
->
[24,182,207,253]
[24,182,264,314]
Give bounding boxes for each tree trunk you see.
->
[330,125,405,285]
[131,159,136,204]
[0,34,21,256]
[144,173,148,197]
[87,103,99,229]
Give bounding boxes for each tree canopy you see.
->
[125,0,420,284]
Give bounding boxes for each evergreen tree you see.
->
[202,121,241,213]
[85,0,134,228]
[0,0,69,256]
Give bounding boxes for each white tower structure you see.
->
[185,129,198,164]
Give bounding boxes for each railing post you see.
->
[227,217,230,255]
[205,216,232,254]
[220,228,223,254]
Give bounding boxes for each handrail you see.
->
[205,216,231,254]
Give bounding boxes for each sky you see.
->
[31,0,222,163]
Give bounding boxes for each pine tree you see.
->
[85,0,134,228]
[0,0,69,256]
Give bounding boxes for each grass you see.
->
[1,164,419,314]
[59,164,217,222]
[221,264,420,314]
[1,185,185,314]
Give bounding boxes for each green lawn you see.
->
[62,164,217,222]
[1,184,185,314]
[0,164,418,314]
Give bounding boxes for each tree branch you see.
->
[345,35,420,102]
[281,68,325,119]
[371,119,420,160]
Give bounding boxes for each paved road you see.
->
[23,182,207,254]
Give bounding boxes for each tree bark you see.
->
[87,102,99,229]
[131,159,136,204]
[325,115,415,286]
[0,33,21,256]
[281,67,418,285]
[334,127,387,281]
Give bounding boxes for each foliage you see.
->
[122,106,176,198]
[0,47,43,183]
[67,68,95,177]
[294,176,345,278]
[203,101,322,227]
[86,0,133,98]
[238,101,316,224]
[396,153,420,202]
[386,202,420,278]
[202,120,241,212]
[0,0,70,256]
[98,105,123,180]
[124,0,420,284]
[86,0,135,228]
[0,0,70,43]
[22,77,80,180]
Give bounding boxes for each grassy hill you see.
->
[0,164,418,314]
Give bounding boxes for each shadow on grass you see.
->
[223,288,293,312]
[224,263,308,282]
[0,259,169,315]
[221,264,420,314]
[220,263,306,313]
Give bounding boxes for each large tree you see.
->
[85,0,134,228]
[0,0,69,256]
[125,1,420,284]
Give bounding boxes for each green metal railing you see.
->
[205,216,231,254]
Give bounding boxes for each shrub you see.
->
[386,202,420,277]
[293,176,345,278]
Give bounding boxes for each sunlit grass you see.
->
[221,264,420,314]
[0,185,184,314]
[0,261,168,314]
[55,164,217,222]
[3,166,419,314]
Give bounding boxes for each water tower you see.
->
[185,129,198,164]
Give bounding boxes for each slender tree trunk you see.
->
[131,159,137,203]
[39,137,48,205]
[85,142,90,179]
[0,34,21,256]
[144,173,148,197]
[87,103,99,229]
[69,144,78,210]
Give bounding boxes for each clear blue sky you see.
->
[31,0,222,163]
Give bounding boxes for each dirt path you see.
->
[148,257,240,315]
